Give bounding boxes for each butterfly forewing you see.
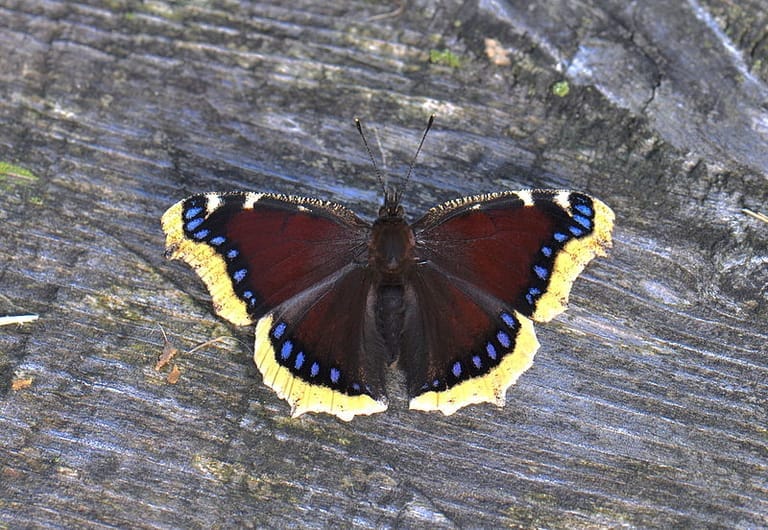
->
[162,192,370,324]
[412,190,614,322]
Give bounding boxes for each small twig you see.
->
[156,329,238,371]
[166,364,182,385]
[742,208,768,224]
[0,314,39,326]
[367,0,405,21]
[187,335,234,355]
[154,329,239,385]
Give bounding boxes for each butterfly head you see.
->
[356,115,435,222]
[379,187,405,219]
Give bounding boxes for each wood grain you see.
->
[1,1,766,528]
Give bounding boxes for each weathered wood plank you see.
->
[1,1,766,528]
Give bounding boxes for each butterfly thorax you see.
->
[369,212,416,284]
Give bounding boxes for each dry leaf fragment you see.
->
[155,325,180,370]
[11,378,33,391]
[485,38,511,66]
[167,364,182,384]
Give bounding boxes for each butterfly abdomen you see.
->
[375,284,406,364]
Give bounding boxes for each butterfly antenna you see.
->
[355,118,387,196]
[398,114,435,203]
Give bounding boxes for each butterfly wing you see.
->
[405,190,614,414]
[162,192,388,420]
[255,265,389,420]
[401,263,540,415]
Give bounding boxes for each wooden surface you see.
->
[1,1,766,528]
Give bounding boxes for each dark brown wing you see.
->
[403,190,614,414]
[162,192,370,326]
[162,192,387,420]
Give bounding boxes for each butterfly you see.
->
[161,118,614,421]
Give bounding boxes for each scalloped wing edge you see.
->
[254,314,388,421]
[532,193,614,322]
[162,196,255,326]
[408,310,539,416]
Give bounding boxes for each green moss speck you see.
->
[0,162,37,182]
[551,80,570,97]
[429,49,461,68]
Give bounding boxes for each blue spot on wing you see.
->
[572,214,592,229]
[452,362,462,378]
[272,322,286,339]
[501,312,516,329]
[280,340,293,360]
[233,269,247,283]
[554,232,569,243]
[472,355,482,369]
[184,206,204,219]
[534,265,549,280]
[226,249,239,259]
[310,362,320,377]
[209,236,226,246]
[294,352,305,370]
[185,217,204,231]
[330,367,340,384]
[569,225,585,237]
[574,203,593,217]
[497,331,511,349]
[486,342,497,360]
[192,229,210,240]
[541,246,552,258]
[526,287,542,306]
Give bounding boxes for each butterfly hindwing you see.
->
[255,265,388,420]
[402,264,540,415]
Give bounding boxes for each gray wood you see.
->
[1,1,766,528]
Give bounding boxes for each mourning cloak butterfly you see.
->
[161,121,614,421]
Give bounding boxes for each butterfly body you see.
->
[162,187,614,421]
